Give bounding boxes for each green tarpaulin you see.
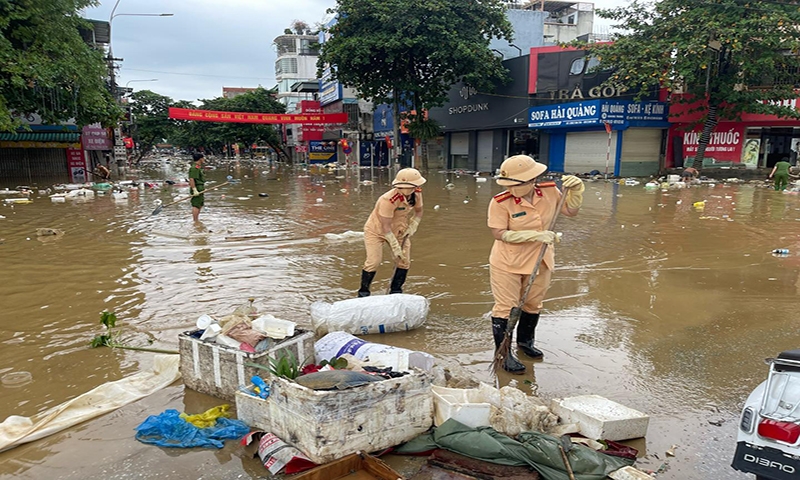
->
[398,419,634,480]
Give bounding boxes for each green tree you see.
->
[318,0,513,170]
[128,90,175,162]
[584,0,800,171]
[0,0,121,131]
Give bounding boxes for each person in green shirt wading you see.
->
[768,157,793,191]
[188,153,206,222]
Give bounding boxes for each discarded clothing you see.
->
[397,419,633,480]
[135,409,249,448]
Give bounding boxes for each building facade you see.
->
[428,46,670,176]
[666,97,800,169]
[273,33,319,112]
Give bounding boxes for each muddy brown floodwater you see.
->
[1,161,798,479]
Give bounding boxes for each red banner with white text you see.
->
[168,107,348,125]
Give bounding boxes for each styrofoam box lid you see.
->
[555,395,648,421]
[432,385,490,405]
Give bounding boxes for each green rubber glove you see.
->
[385,232,406,261]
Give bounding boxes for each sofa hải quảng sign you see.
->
[528,100,668,128]
[168,107,348,125]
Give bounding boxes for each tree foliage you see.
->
[318,0,513,112]
[128,90,175,161]
[584,0,800,169]
[0,0,121,131]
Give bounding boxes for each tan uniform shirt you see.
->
[364,188,423,237]
[487,185,561,274]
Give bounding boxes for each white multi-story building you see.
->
[273,34,319,112]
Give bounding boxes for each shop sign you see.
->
[82,123,112,150]
[448,103,489,115]
[67,147,87,183]
[295,145,308,153]
[681,125,745,163]
[309,140,337,163]
[528,100,668,128]
[0,141,80,149]
[546,85,626,101]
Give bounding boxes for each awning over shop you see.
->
[0,132,81,142]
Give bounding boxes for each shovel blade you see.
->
[150,205,164,216]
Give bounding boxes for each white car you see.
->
[732,349,800,480]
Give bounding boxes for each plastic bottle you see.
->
[251,375,270,399]
[234,298,259,319]
[773,249,790,255]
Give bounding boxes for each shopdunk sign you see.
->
[168,107,348,124]
[528,100,668,128]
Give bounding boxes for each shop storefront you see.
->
[528,99,669,176]
[667,98,800,169]
[428,55,532,173]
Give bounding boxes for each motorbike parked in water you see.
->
[732,349,800,480]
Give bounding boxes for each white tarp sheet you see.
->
[0,354,180,453]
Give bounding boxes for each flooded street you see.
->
[2,162,799,479]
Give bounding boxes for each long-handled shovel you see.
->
[150,181,230,215]
[492,184,569,372]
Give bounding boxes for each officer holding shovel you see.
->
[188,153,206,222]
[487,155,584,373]
[358,168,426,297]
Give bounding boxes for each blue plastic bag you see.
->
[135,409,250,448]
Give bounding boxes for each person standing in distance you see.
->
[487,155,584,373]
[188,153,206,222]
[358,168,425,297]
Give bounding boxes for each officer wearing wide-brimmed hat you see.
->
[487,155,584,373]
[358,168,426,297]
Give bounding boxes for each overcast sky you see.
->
[84,0,626,104]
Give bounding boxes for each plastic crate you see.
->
[432,385,491,429]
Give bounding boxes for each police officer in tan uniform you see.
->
[488,155,584,373]
[358,168,426,297]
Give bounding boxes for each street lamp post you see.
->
[107,0,172,176]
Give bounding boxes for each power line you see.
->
[125,67,277,81]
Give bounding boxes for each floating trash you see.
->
[2,371,32,388]
[316,198,323,203]
[445,183,455,190]
[433,205,440,210]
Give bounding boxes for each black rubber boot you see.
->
[357,270,376,297]
[389,268,408,294]
[491,317,526,374]
[517,311,544,359]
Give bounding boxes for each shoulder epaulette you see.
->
[494,191,513,203]
[414,187,422,193]
[390,192,405,203]
[536,181,557,188]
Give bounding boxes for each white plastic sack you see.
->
[310,294,429,336]
[314,331,435,372]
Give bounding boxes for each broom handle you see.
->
[162,181,229,208]
[516,186,570,307]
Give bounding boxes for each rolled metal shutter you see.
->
[564,131,616,174]
[619,128,663,176]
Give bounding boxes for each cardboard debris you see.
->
[291,452,403,480]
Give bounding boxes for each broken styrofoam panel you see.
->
[550,395,649,441]
[609,465,655,479]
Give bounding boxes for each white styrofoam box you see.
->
[550,395,649,441]
[236,371,433,464]
[432,386,491,429]
[609,466,657,480]
[179,329,314,401]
